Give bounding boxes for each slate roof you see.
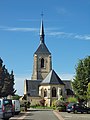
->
[41,70,64,85]
[25,80,42,97]
[34,43,51,55]
[63,80,72,89]
[63,80,74,95]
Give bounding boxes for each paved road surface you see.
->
[10,110,60,120]
[9,110,90,120]
[59,112,90,120]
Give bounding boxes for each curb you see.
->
[53,110,64,120]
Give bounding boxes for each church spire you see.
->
[40,14,45,44]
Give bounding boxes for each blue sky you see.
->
[0,0,90,95]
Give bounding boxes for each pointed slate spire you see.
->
[40,17,45,44]
[34,13,51,55]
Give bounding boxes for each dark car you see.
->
[66,102,90,113]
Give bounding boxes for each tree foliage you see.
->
[72,56,90,101]
[87,82,90,100]
[12,94,20,100]
[67,97,78,103]
[0,58,16,97]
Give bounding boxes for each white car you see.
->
[12,100,20,115]
[0,99,13,120]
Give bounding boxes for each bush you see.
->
[55,100,64,107]
[57,106,65,112]
[56,107,62,111]
[51,100,56,107]
[55,100,66,112]
[67,97,78,103]
[27,101,31,108]
[39,99,45,107]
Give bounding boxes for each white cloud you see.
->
[74,35,90,40]
[0,26,38,32]
[6,27,38,32]
[0,25,90,40]
[48,31,73,38]
[48,31,90,40]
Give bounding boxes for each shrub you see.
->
[55,100,64,107]
[39,99,45,107]
[51,100,56,107]
[67,97,78,103]
[56,107,62,111]
[55,100,66,112]
[57,106,65,112]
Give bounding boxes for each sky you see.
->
[0,0,90,95]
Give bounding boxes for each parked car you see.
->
[66,102,75,113]
[12,100,20,115]
[66,102,90,113]
[0,98,13,120]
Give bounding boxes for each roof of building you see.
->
[34,43,51,55]
[41,70,64,85]
[63,80,72,89]
[25,80,42,97]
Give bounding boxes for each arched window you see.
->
[52,87,56,97]
[44,89,47,97]
[41,58,44,68]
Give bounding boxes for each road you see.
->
[9,110,90,120]
[10,110,60,120]
[59,112,90,120]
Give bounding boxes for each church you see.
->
[24,19,73,106]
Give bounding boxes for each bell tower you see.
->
[31,19,52,80]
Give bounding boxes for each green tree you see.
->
[0,58,16,97]
[0,58,5,92]
[72,56,90,101]
[12,94,20,100]
[0,67,3,91]
[8,70,16,95]
[87,82,90,100]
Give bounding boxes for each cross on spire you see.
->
[41,11,44,19]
